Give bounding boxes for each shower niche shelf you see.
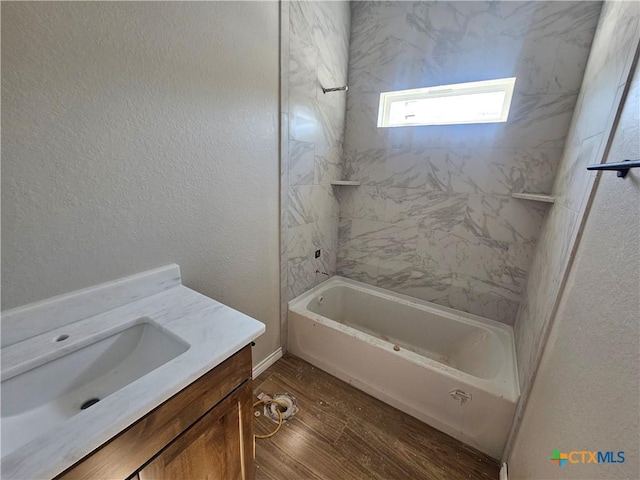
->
[511,193,555,204]
[330,180,361,186]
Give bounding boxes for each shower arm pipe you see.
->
[322,85,348,94]
[586,159,640,178]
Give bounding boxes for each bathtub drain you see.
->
[449,389,472,406]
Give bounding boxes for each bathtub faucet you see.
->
[315,269,329,276]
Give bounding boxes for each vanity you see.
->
[1,265,265,480]
[57,346,254,480]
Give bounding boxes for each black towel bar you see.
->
[586,159,640,178]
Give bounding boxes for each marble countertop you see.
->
[1,266,265,480]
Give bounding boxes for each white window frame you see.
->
[377,77,516,128]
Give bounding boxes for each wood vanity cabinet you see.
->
[55,346,255,480]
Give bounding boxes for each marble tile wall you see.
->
[337,1,601,324]
[283,1,351,314]
[513,0,640,393]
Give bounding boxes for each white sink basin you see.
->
[1,321,189,456]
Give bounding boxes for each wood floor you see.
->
[253,355,499,480]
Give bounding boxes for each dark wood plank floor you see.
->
[253,354,499,480]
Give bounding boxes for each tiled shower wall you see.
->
[336,1,601,324]
[513,0,640,393]
[283,1,351,308]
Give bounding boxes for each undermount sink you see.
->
[1,321,189,457]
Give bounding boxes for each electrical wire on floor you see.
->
[253,398,285,439]
[253,393,298,440]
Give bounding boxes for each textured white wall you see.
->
[508,58,640,479]
[1,2,281,365]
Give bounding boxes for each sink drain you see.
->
[80,398,100,410]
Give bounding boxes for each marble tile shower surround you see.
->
[512,0,640,394]
[337,1,601,324]
[336,191,542,325]
[282,1,351,310]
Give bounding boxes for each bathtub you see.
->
[288,276,519,459]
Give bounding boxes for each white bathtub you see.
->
[288,276,519,459]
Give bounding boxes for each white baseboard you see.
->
[253,347,283,379]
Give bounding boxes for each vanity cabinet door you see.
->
[138,380,254,480]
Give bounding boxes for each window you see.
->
[377,77,516,128]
